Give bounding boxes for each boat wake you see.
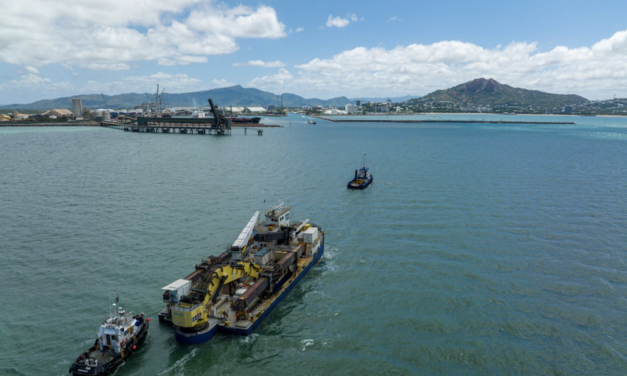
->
[157,348,198,376]
[240,333,259,345]
[301,339,314,351]
[320,246,340,274]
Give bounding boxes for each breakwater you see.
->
[317,117,575,125]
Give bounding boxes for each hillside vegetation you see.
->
[412,78,588,108]
[0,85,352,110]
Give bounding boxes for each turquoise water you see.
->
[2,114,627,375]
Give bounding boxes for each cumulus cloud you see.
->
[0,73,75,99]
[211,79,235,88]
[0,0,286,69]
[25,66,39,75]
[246,29,627,99]
[248,68,294,92]
[326,13,361,28]
[233,60,285,68]
[80,72,205,94]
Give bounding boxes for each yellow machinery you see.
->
[171,262,260,329]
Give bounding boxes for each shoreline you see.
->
[316,112,626,118]
[0,121,99,127]
[316,116,575,125]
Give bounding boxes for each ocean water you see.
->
[1,114,627,375]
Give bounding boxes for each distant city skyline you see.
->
[1,0,627,103]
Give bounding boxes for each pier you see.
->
[100,117,231,135]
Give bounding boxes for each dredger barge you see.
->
[159,203,324,344]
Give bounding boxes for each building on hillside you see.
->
[244,106,266,114]
[563,105,573,114]
[43,109,74,119]
[345,104,359,113]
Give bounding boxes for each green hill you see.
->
[412,78,588,108]
[0,86,352,111]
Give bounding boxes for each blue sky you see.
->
[2,0,627,104]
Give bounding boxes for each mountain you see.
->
[413,78,588,108]
[0,85,352,111]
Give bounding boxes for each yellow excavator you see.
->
[171,261,260,329]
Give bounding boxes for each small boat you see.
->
[307,119,317,124]
[347,153,373,189]
[69,295,150,376]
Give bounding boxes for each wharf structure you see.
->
[101,98,231,135]
[102,117,231,135]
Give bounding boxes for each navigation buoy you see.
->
[147,318,151,322]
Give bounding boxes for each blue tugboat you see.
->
[347,153,373,189]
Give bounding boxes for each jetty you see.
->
[101,117,231,135]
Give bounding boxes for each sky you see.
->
[2,0,627,104]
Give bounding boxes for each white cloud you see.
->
[211,79,235,88]
[0,73,75,99]
[295,27,305,33]
[241,29,627,99]
[80,72,205,94]
[25,66,39,74]
[248,68,294,92]
[234,60,285,68]
[0,0,286,69]
[325,13,362,28]
[326,15,350,28]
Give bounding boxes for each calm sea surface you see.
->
[1,114,627,375]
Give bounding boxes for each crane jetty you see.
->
[159,202,325,344]
[101,99,232,135]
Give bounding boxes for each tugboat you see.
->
[160,202,324,344]
[347,153,373,189]
[69,295,150,376]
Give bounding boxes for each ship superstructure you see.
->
[159,203,324,344]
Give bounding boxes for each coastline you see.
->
[0,121,99,127]
[316,116,575,125]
